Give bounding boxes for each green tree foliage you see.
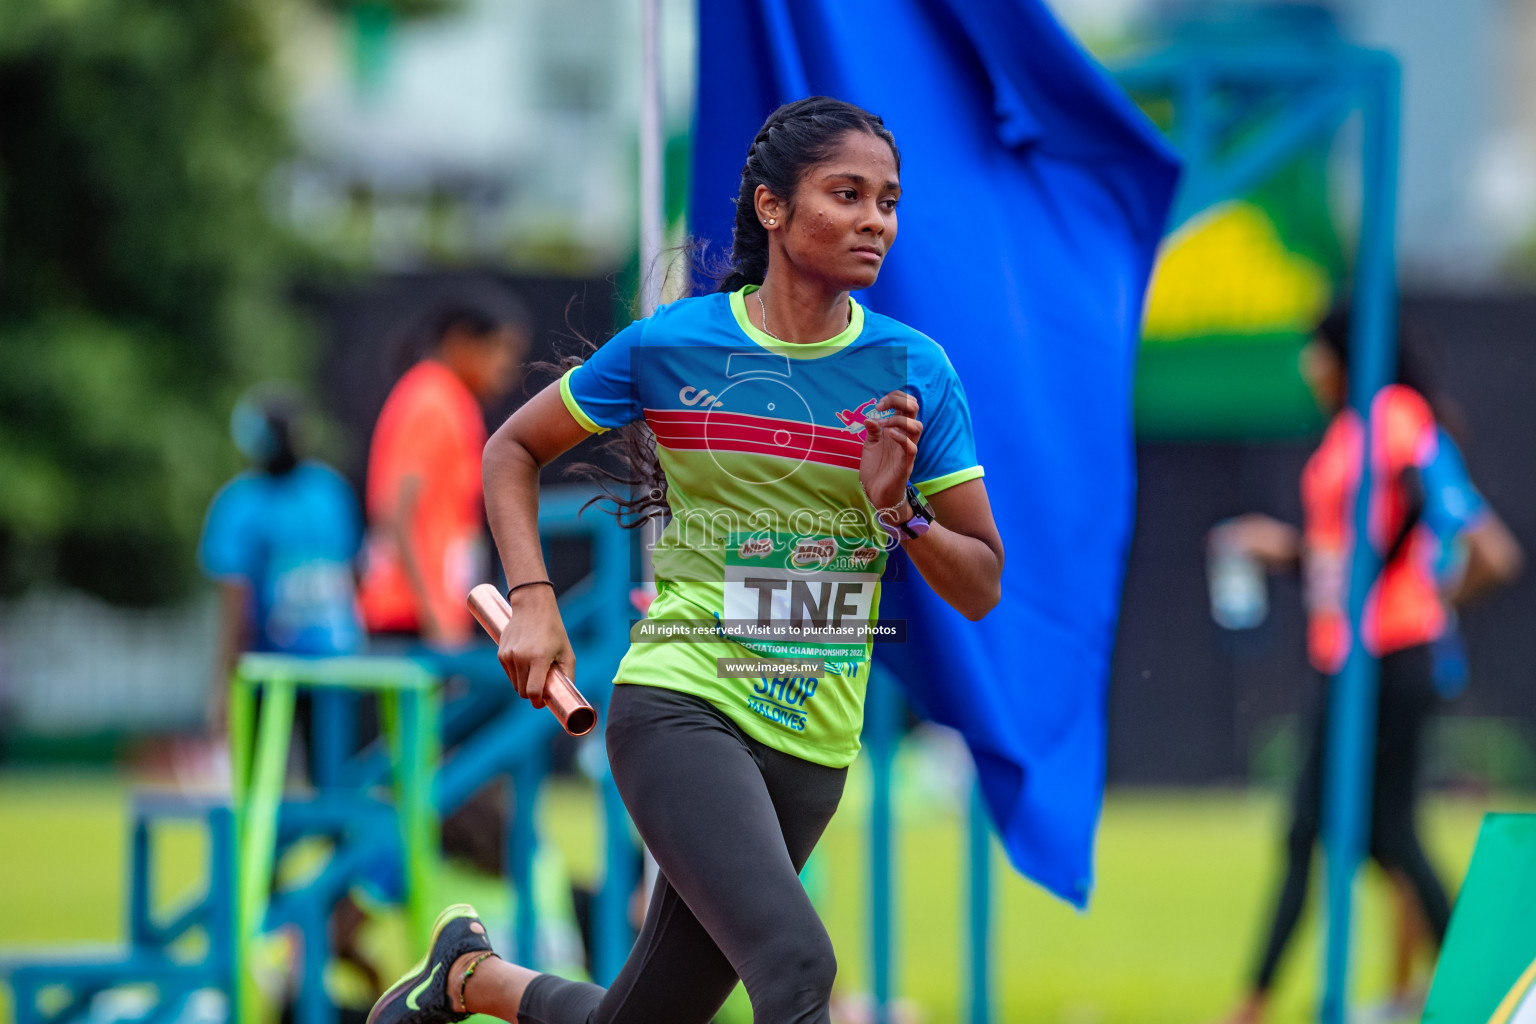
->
[0,0,308,605]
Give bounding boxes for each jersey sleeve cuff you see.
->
[559,367,609,434]
[914,466,984,497]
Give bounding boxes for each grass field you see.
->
[2,764,1529,1024]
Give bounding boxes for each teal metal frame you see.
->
[1115,11,1402,1021]
[1,488,636,1024]
[226,487,633,1024]
[864,667,898,1024]
[230,486,634,1023]
[4,798,235,1024]
[229,653,441,1024]
[862,666,995,1024]
[411,487,634,982]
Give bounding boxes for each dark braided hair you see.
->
[570,97,900,527]
[718,96,900,293]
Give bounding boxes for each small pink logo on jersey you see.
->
[836,398,881,440]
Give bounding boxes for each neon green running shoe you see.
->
[367,904,494,1024]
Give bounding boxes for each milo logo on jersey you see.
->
[791,537,836,566]
[784,535,883,574]
[737,534,776,559]
[721,531,886,661]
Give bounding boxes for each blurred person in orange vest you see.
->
[360,286,530,645]
[1212,306,1522,1024]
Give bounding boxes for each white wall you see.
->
[276,0,697,271]
[0,590,217,735]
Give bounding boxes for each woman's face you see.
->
[756,130,900,292]
[1300,338,1346,413]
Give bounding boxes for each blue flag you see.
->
[691,0,1179,906]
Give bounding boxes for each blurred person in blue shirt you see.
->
[199,387,363,726]
[199,387,382,1001]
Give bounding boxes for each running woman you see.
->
[367,97,1004,1024]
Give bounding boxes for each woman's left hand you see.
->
[859,389,921,513]
[858,390,1004,620]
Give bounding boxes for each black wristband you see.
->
[506,579,554,600]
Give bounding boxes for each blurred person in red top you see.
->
[1212,307,1522,1024]
[361,287,530,644]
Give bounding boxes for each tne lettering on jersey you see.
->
[720,532,883,661]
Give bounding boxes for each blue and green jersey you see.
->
[560,285,983,766]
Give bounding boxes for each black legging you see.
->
[518,684,847,1024]
[1252,643,1450,992]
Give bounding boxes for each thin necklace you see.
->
[757,289,850,343]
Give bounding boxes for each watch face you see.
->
[905,484,935,522]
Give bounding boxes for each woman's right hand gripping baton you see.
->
[467,583,596,736]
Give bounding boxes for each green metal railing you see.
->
[229,654,440,1024]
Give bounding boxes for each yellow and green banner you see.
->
[1136,156,1344,438]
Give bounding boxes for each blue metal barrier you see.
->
[418,486,635,978]
[865,666,899,1024]
[5,798,235,1024]
[272,486,634,996]
[966,783,993,1024]
[863,666,997,1024]
[1,488,636,1024]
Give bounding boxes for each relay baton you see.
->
[467,583,597,736]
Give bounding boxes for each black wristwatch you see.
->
[897,483,936,539]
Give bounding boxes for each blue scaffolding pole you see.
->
[862,667,996,1024]
[1322,54,1401,1024]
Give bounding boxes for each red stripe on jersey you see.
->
[644,408,863,469]
[646,409,863,445]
